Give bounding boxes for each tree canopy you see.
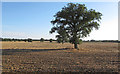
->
[40,38,44,42]
[50,3,102,49]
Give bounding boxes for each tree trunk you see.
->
[74,43,78,49]
[73,27,78,49]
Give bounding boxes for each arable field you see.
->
[1,41,119,73]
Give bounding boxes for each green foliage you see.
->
[2,38,12,41]
[1,38,118,43]
[55,26,69,44]
[0,38,2,41]
[49,39,53,42]
[50,3,102,49]
[57,38,62,43]
[90,39,95,42]
[56,35,68,44]
[40,38,44,42]
[23,39,27,42]
[28,38,32,42]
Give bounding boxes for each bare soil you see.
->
[1,41,119,73]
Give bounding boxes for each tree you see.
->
[50,3,102,49]
[28,38,32,42]
[40,38,44,42]
[91,39,95,42]
[49,39,53,42]
[0,38,2,41]
[23,39,27,42]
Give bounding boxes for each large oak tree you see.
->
[50,3,102,49]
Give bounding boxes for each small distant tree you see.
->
[91,39,95,42]
[28,38,32,42]
[17,39,19,41]
[7,38,12,41]
[40,38,44,42]
[14,39,17,42]
[49,39,53,42]
[12,38,17,42]
[23,39,27,42]
[0,38,2,41]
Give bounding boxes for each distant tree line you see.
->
[0,38,56,42]
[83,40,119,43]
[0,38,119,43]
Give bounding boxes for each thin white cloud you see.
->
[1,31,56,39]
[2,32,29,39]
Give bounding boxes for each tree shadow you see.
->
[1,48,69,55]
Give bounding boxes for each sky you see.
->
[2,2,118,40]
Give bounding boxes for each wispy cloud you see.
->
[1,31,56,39]
[2,32,30,38]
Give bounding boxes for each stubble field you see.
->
[1,41,119,73]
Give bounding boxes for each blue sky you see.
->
[2,2,118,40]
